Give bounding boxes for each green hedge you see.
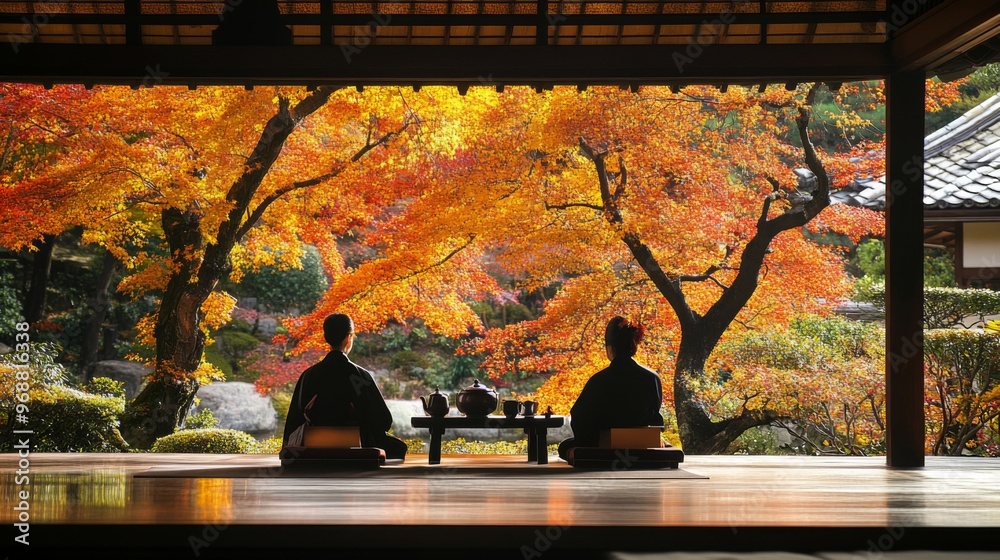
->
[860,285,1000,329]
[151,428,259,453]
[1,385,127,452]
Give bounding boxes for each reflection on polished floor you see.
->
[2,453,999,559]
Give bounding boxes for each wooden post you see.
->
[537,0,549,46]
[125,0,141,46]
[321,0,332,45]
[885,69,926,468]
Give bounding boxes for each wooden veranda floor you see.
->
[3,453,999,559]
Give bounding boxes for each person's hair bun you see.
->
[605,316,645,357]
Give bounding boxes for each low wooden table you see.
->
[411,415,565,465]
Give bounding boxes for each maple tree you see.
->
[530,83,882,453]
[286,83,883,454]
[3,79,964,454]
[1,84,433,447]
[0,84,95,324]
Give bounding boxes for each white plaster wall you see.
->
[963,222,1000,269]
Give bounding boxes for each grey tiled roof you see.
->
[804,93,1000,212]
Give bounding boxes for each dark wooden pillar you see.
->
[125,0,141,46]
[536,0,550,45]
[885,69,926,468]
[320,0,332,45]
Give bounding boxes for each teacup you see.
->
[502,399,521,418]
[521,400,538,417]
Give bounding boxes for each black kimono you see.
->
[282,350,407,459]
[558,355,664,459]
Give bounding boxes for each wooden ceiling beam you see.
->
[0,43,889,85]
[0,11,887,28]
[891,0,1000,72]
[924,208,1000,222]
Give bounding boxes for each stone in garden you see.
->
[88,360,151,400]
[192,381,277,435]
[257,317,278,337]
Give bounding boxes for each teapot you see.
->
[420,388,450,418]
[456,379,499,417]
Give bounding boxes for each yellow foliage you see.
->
[201,291,237,333]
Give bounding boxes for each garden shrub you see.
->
[440,437,559,456]
[218,330,260,357]
[2,384,127,452]
[390,349,430,376]
[404,437,425,454]
[150,428,258,453]
[0,261,21,343]
[732,426,790,455]
[0,341,73,386]
[852,239,955,295]
[203,344,233,378]
[380,377,402,399]
[84,376,126,399]
[269,386,294,424]
[255,436,283,454]
[229,244,328,313]
[0,343,127,452]
[923,329,1000,455]
[711,316,886,456]
[182,407,219,429]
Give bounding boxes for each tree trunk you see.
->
[81,249,119,373]
[119,86,343,449]
[23,233,55,324]
[673,325,784,454]
[120,208,210,449]
[582,85,826,455]
[251,300,261,336]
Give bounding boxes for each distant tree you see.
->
[291,83,885,454]
[0,261,20,343]
[3,85,426,448]
[854,238,955,296]
[234,244,327,314]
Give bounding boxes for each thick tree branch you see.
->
[678,265,721,283]
[699,408,788,454]
[349,234,476,301]
[679,265,731,291]
[613,155,627,203]
[235,172,338,241]
[236,114,412,241]
[350,117,412,163]
[704,82,828,345]
[0,122,15,172]
[193,85,342,296]
[580,136,698,329]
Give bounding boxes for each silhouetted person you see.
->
[558,316,664,461]
[283,313,407,460]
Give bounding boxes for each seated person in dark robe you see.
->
[558,316,664,461]
[282,313,407,460]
